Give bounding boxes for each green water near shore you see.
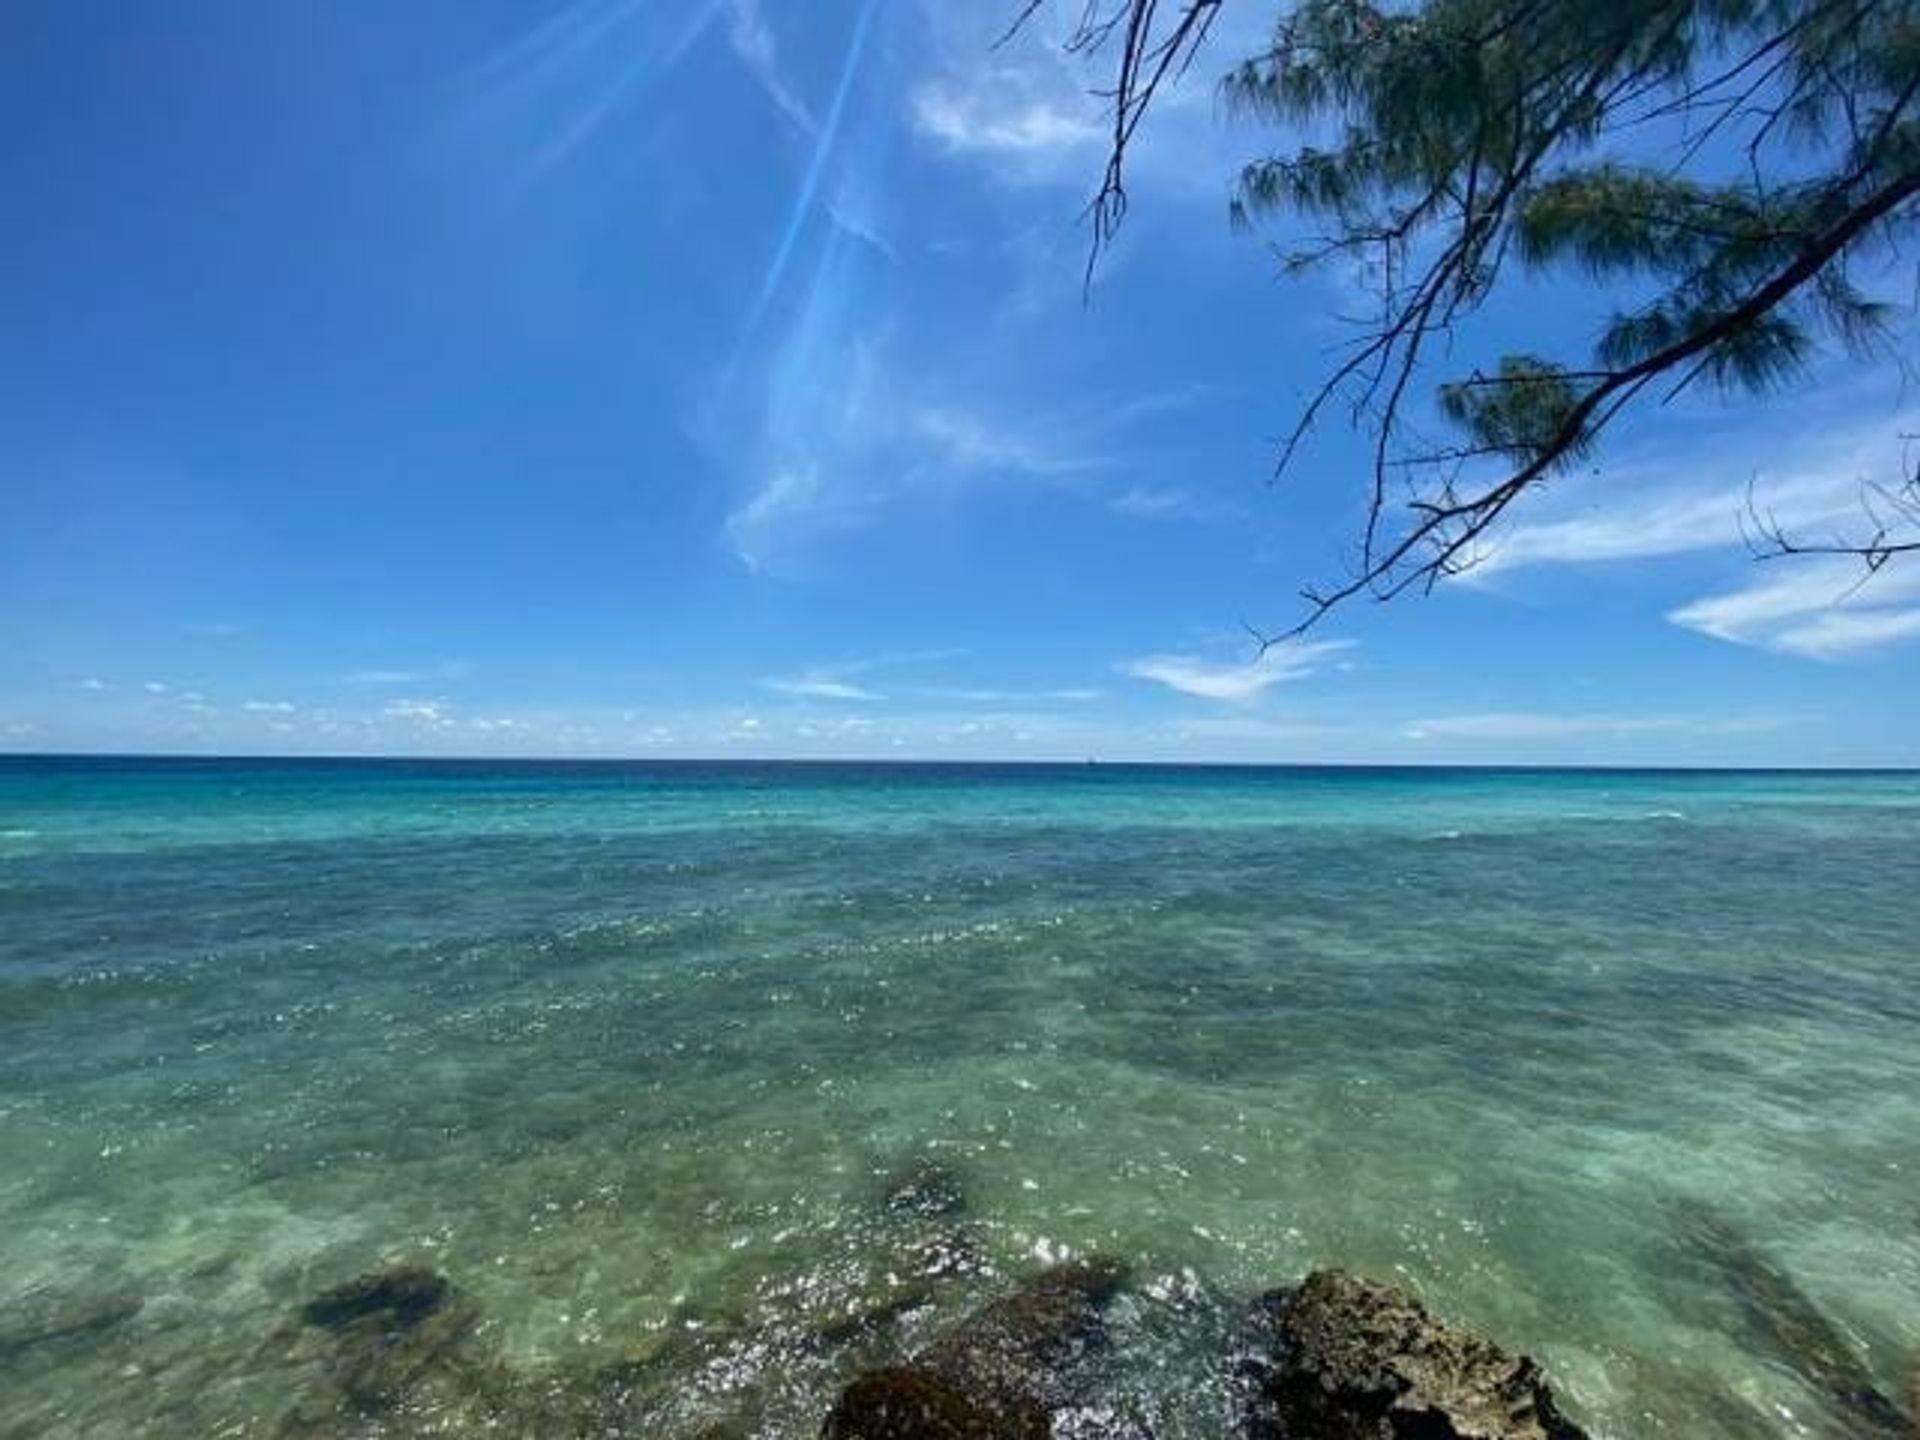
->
[1,759,1915,1436]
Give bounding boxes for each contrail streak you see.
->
[750,0,881,322]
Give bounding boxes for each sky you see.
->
[4,0,1918,766]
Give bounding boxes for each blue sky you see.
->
[5,0,1918,765]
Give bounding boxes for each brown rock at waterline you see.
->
[1260,1269,1590,1440]
[917,1255,1127,1415]
[823,1365,1049,1440]
[824,1256,1127,1437]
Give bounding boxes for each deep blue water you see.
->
[1,757,1915,1437]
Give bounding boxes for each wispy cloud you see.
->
[242,699,297,714]
[726,465,830,572]
[467,0,731,179]
[907,2,1267,200]
[1454,404,1920,659]
[1668,558,1920,659]
[1106,481,1237,521]
[1109,484,1193,518]
[724,0,815,134]
[1122,639,1353,702]
[1770,606,1920,658]
[764,676,882,701]
[344,662,470,686]
[1404,711,1798,741]
[760,648,966,703]
[912,404,1103,476]
[744,0,882,330]
[1460,401,1917,579]
[909,686,1103,703]
[720,339,1133,570]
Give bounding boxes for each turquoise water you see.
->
[1,757,1915,1437]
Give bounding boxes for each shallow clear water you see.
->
[1,757,1915,1438]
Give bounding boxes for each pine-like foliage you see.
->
[1035,0,1920,627]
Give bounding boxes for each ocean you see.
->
[1,757,1914,1437]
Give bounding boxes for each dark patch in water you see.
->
[300,1266,448,1333]
[1675,1203,1910,1438]
[0,1285,144,1357]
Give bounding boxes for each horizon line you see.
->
[3,750,1917,776]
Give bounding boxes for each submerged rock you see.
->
[825,1255,1128,1436]
[918,1255,1128,1415]
[912,1230,990,1283]
[1258,1269,1589,1440]
[301,1266,449,1333]
[883,1158,970,1220]
[297,1264,477,1409]
[823,1364,1049,1440]
[0,1284,144,1358]
[813,1279,937,1347]
[1675,1204,1910,1438]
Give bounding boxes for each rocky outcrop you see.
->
[823,1365,1049,1439]
[824,1256,1127,1438]
[1255,1269,1589,1440]
[917,1256,1127,1416]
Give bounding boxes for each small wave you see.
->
[1642,810,1687,822]
[0,829,38,839]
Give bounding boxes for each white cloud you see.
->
[1455,401,1917,581]
[383,698,454,727]
[79,678,109,692]
[1771,606,1920,658]
[143,681,168,694]
[242,700,296,714]
[1449,403,1920,659]
[1471,453,1881,579]
[912,81,1100,159]
[1667,557,1920,659]
[1122,639,1353,702]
